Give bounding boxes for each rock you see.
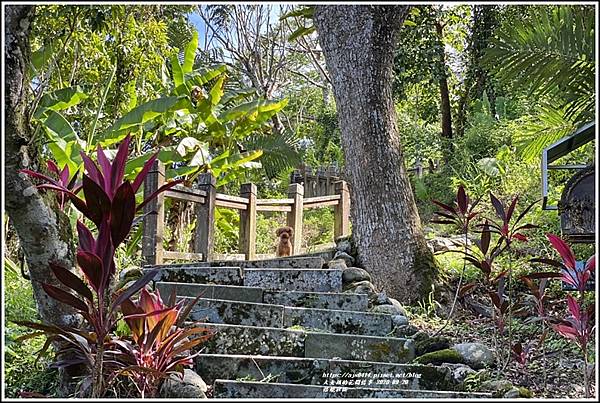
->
[426,237,455,253]
[371,304,405,316]
[414,333,451,356]
[333,251,355,267]
[375,292,388,305]
[439,363,476,384]
[391,315,409,326]
[343,280,376,295]
[335,237,352,254]
[393,324,419,337]
[160,369,208,398]
[327,259,347,271]
[451,343,494,369]
[119,266,142,281]
[342,267,371,284]
[387,298,408,316]
[480,380,513,397]
[503,387,520,398]
[517,387,533,398]
[414,348,464,365]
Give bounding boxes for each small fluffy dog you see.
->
[276,226,293,257]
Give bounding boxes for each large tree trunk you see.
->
[314,5,437,303]
[435,21,453,140]
[4,5,82,395]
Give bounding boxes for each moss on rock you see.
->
[414,348,464,365]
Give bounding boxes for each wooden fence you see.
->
[142,160,350,266]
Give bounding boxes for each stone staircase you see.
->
[146,256,491,398]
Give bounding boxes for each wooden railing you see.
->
[142,160,350,266]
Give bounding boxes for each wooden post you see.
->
[194,172,216,262]
[142,160,165,266]
[239,183,257,260]
[334,180,350,238]
[286,183,304,255]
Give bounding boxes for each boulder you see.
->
[374,292,389,305]
[327,259,347,271]
[413,333,451,356]
[391,315,409,326]
[452,343,494,369]
[343,280,376,295]
[414,348,464,365]
[335,237,352,254]
[371,304,404,316]
[342,267,371,284]
[393,324,419,337]
[439,363,476,384]
[480,380,514,397]
[333,251,355,267]
[388,298,408,316]
[160,369,208,398]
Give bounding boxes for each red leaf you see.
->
[489,192,506,222]
[42,283,89,312]
[110,181,136,247]
[585,255,595,272]
[530,258,563,268]
[459,282,477,297]
[111,269,159,313]
[553,323,579,341]
[47,160,60,175]
[457,185,468,215]
[132,152,159,193]
[19,169,58,185]
[506,195,519,223]
[566,295,581,321]
[513,233,528,242]
[50,263,94,303]
[546,233,576,270]
[76,220,96,253]
[111,135,131,194]
[96,144,113,194]
[431,199,457,215]
[82,174,111,220]
[76,251,104,292]
[79,151,104,186]
[480,220,490,255]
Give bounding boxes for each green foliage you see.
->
[484,5,595,159]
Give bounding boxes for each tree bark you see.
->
[4,5,82,394]
[314,5,437,303]
[435,21,453,140]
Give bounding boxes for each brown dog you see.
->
[276,226,293,257]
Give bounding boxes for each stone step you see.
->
[185,297,390,336]
[263,290,369,311]
[212,380,492,398]
[156,282,369,311]
[156,282,263,303]
[145,256,324,270]
[149,266,242,285]
[196,354,462,391]
[194,323,414,363]
[243,269,342,292]
[283,306,392,336]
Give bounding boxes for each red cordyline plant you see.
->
[16,135,182,398]
[532,233,595,398]
[430,185,480,334]
[110,289,212,398]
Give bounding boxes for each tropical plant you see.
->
[16,135,181,397]
[114,289,212,398]
[430,185,480,333]
[532,233,595,397]
[484,5,595,160]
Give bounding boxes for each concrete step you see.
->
[212,380,492,398]
[194,323,414,363]
[189,298,284,328]
[263,290,369,311]
[196,354,462,391]
[156,282,369,311]
[243,269,342,292]
[185,297,390,336]
[156,282,263,303]
[149,266,242,285]
[145,256,324,270]
[283,306,392,336]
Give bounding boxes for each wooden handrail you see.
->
[142,161,351,265]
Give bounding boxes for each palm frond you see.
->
[514,103,577,162]
[484,6,594,123]
[244,131,303,179]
